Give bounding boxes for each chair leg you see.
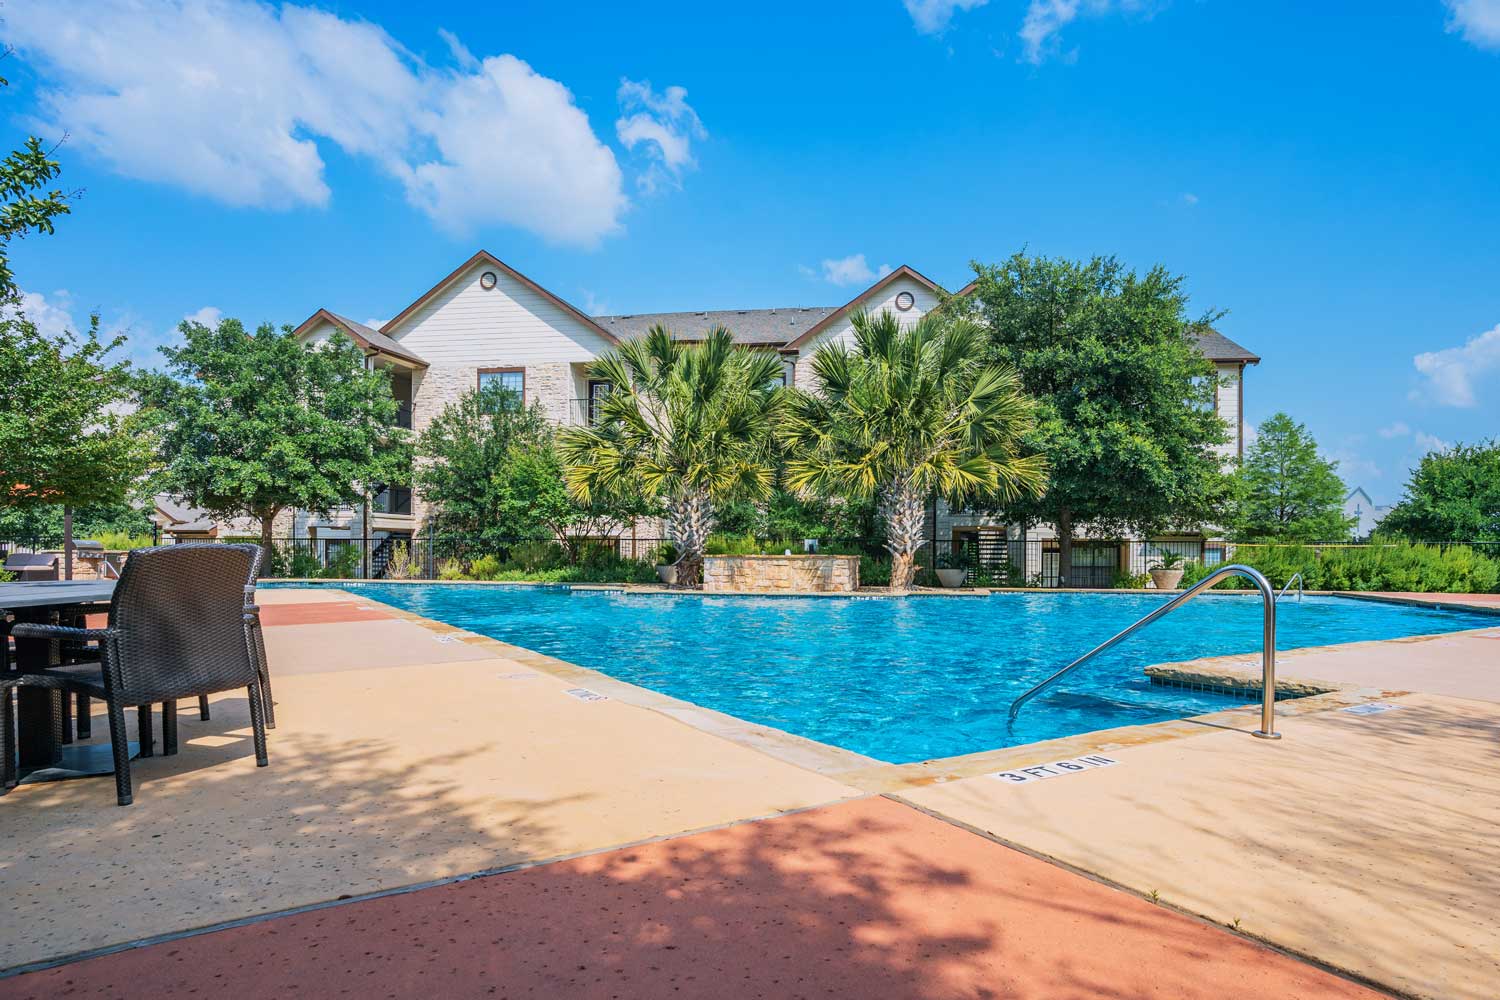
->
[136,704,153,758]
[107,699,133,806]
[251,622,275,730]
[198,694,210,721]
[162,700,178,756]
[246,681,268,768]
[76,692,92,739]
[2,688,16,789]
[59,691,72,745]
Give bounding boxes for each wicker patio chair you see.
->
[190,543,275,730]
[11,543,269,806]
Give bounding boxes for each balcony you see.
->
[568,397,606,426]
[371,485,412,516]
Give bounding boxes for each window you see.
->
[478,368,524,411]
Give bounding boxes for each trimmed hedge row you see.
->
[1181,542,1499,594]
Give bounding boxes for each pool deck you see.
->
[2,587,1497,997]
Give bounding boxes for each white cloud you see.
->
[1378,421,1410,438]
[1414,431,1451,453]
[1241,419,1257,449]
[1412,323,1500,407]
[1019,0,1149,63]
[903,0,989,34]
[1181,192,1199,206]
[4,287,79,339]
[615,79,706,193]
[4,1,644,246]
[1444,0,1500,50]
[397,55,626,244]
[816,254,893,288]
[183,306,224,328]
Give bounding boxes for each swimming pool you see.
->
[292,585,1495,763]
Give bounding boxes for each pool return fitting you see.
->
[1007,564,1282,741]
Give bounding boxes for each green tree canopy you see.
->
[559,326,784,586]
[415,384,649,558]
[0,312,152,519]
[1381,440,1500,542]
[1232,412,1353,541]
[145,318,408,550]
[964,251,1233,585]
[782,309,1047,590]
[0,72,72,299]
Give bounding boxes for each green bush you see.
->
[437,557,466,581]
[1182,542,1500,594]
[88,530,155,550]
[320,545,362,579]
[860,555,891,587]
[467,554,504,581]
[509,539,564,571]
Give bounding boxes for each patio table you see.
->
[1,580,121,782]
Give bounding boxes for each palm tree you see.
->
[782,309,1047,591]
[559,325,784,587]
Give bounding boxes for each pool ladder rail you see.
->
[1276,573,1304,603]
[1007,564,1282,740]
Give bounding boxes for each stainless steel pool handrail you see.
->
[1006,564,1282,740]
[1276,573,1303,603]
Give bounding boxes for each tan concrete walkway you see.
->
[0,615,859,969]
[902,691,1500,999]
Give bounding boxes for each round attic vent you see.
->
[479,271,498,290]
[894,291,915,311]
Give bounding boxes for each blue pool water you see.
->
[285,585,1495,763]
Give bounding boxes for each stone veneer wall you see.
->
[702,554,860,593]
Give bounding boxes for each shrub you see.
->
[321,545,362,579]
[89,530,155,550]
[467,554,504,581]
[1182,542,1500,594]
[860,555,891,587]
[437,557,466,581]
[383,542,419,580]
[509,539,564,571]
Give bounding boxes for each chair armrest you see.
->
[10,622,115,641]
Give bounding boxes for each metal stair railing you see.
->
[1007,564,1282,740]
[1276,573,1304,603]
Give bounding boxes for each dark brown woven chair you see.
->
[11,543,270,805]
[190,543,275,730]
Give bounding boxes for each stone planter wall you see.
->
[702,554,860,593]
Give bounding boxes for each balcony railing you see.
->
[372,485,412,516]
[568,397,606,426]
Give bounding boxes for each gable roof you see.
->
[291,308,429,368]
[380,250,619,345]
[951,279,1258,364]
[594,306,839,347]
[780,265,948,353]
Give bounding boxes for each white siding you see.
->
[790,275,940,386]
[388,262,613,365]
[1216,362,1243,460]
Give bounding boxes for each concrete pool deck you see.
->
[2,586,1497,998]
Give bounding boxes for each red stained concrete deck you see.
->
[0,798,1379,1000]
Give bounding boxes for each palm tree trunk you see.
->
[886,480,926,591]
[668,491,713,588]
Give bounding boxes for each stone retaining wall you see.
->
[702,554,860,593]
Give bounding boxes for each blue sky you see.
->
[4,0,1499,504]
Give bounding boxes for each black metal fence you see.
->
[6,533,1499,587]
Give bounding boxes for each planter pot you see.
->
[1150,568,1184,591]
[935,568,968,589]
[655,564,678,586]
